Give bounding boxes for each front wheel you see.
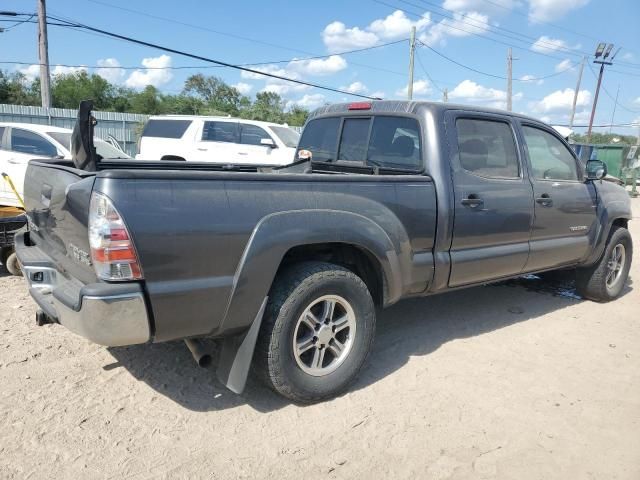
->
[255,262,376,403]
[576,226,633,302]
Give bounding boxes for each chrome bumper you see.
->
[15,231,151,347]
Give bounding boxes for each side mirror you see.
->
[260,138,277,148]
[586,160,607,180]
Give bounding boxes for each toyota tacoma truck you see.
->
[15,100,633,403]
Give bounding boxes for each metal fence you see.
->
[0,104,149,157]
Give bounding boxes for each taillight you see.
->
[89,192,143,281]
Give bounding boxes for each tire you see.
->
[576,226,633,302]
[255,261,376,403]
[5,251,21,276]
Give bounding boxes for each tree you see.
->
[51,71,114,109]
[572,132,638,145]
[129,85,163,114]
[182,74,244,115]
[242,91,286,123]
[284,106,309,126]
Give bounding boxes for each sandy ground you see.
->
[1,199,639,480]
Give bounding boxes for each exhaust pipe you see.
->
[184,339,212,368]
[35,309,54,326]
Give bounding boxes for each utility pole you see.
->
[608,84,620,134]
[506,48,512,111]
[407,26,416,100]
[569,56,586,131]
[37,0,51,109]
[587,43,617,142]
[442,88,448,103]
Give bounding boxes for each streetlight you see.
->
[587,42,619,142]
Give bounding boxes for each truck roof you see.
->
[308,100,546,125]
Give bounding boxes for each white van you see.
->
[0,123,128,208]
[135,116,300,165]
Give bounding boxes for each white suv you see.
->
[0,123,128,208]
[135,116,300,165]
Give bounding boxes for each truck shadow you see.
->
[107,274,632,413]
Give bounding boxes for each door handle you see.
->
[197,148,208,151]
[536,194,553,206]
[461,194,483,208]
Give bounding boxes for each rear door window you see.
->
[456,118,520,179]
[296,117,340,161]
[202,121,238,143]
[10,128,58,156]
[239,124,272,146]
[142,119,191,138]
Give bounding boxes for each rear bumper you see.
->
[15,230,151,346]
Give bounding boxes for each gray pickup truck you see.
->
[16,100,632,403]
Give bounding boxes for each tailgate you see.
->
[24,161,97,284]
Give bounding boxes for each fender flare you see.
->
[216,209,408,336]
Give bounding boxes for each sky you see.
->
[1,0,639,135]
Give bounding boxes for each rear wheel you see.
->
[255,262,376,403]
[576,226,632,302]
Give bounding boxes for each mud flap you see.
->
[216,297,267,394]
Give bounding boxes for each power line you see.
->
[417,40,575,82]
[79,0,408,77]
[586,62,640,114]
[42,14,382,100]
[414,49,443,93]
[0,13,34,30]
[0,39,408,72]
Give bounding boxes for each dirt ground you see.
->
[1,199,639,480]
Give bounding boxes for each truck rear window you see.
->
[298,115,422,171]
[142,119,192,138]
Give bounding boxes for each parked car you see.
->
[135,115,300,165]
[0,123,129,208]
[16,101,633,403]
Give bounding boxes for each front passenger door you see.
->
[520,124,598,271]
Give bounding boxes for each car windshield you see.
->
[269,126,300,148]
[48,132,130,159]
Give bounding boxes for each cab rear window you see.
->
[298,115,422,171]
[142,119,192,138]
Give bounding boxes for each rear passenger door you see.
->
[447,112,534,287]
[192,120,238,162]
[519,123,597,271]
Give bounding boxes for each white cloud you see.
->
[555,58,575,72]
[16,65,41,82]
[341,81,368,94]
[531,88,591,113]
[292,94,326,109]
[125,54,173,89]
[395,79,431,98]
[528,0,590,22]
[232,82,253,95]
[621,52,635,61]
[18,64,88,82]
[520,74,544,85]
[241,64,309,96]
[96,58,124,83]
[420,11,490,45]
[322,21,380,53]
[531,35,579,54]
[322,11,431,53]
[369,10,431,40]
[288,55,347,76]
[370,90,386,99]
[633,97,640,105]
[51,65,88,77]
[449,79,520,109]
